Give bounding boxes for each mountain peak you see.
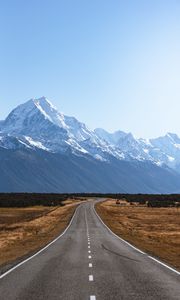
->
[1,96,67,136]
[30,97,62,122]
[166,132,179,139]
[32,97,55,109]
[2,96,180,174]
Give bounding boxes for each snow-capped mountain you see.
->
[1,97,180,171]
[95,128,180,172]
[94,128,127,145]
[0,97,117,159]
[1,97,180,193]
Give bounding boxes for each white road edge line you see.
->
[93,203,180,276]
[148,256,180,275]
[93,204,144,254]
[90,295,96,300]
[89,263,92,267]
[0,204,81,279]
[88,256,92,259]
[89,275,94,281]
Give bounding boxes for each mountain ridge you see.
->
[1,97,180,193]
[1,96,180,171]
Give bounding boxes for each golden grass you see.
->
[96,200,180,270]
[0,200,80,267]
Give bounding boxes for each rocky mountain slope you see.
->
[1,97,180,193]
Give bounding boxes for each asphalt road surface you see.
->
[0,200,179,300]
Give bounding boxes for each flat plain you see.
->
[0,200,79,267]
[96,199,180,270]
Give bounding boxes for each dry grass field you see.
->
[96,199,180,270]
[0,200,80,267]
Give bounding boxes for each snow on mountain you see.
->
[95,129,152,161]
[150,133,180,154]
[149,133,180,169]
[24,136,50,151]
[0,134,50,151]
[79,136,127,161]
[95,128,180,171]
[0,97,125,160]
[2,97,68,135]
[0,135,30,150]
[95,128,127,145]
[1,97,180,172]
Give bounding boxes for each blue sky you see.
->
[0,0,180,138]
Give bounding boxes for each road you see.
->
[0,200,179,300]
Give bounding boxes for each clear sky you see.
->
[0,0,180,138]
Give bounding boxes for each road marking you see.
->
[0,204,81,280]
[89,263,92,268]
[90,296,96,300]
[88,255,92,259]
[89,275,94,281]
[93,204,145,254]
[88,242,90,245]
[93,203,180,276]
[148,256,180,275]
[88,245,90,248]
[88,250,91,253]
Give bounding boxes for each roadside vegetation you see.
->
[0,193,180,271]
[1,193,180,207]
[0,199,81,269]
[0,193,73,207]
[96,198,180,270]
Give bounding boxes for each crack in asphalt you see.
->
[101,244,140,262]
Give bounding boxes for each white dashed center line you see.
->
[85,208,96,300]
[89,275,94,281]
